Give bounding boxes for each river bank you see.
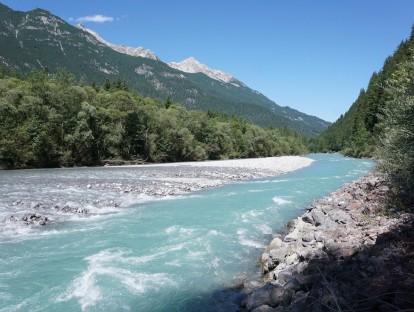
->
[0,154,377,311]
[241,171,414,311]
[1,156,314,236]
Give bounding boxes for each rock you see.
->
[269,247,288,265]
[324,239,358,259]
[277,270,294,284]
[251,304,279,312]
[269,237,284,249]
[30,202,41,209]
[314,231,323,242]
[367,178,378,188]
[327,209,353,224]
[301,235,314,243]
[345,201,363,211]
[261,252,270,264]
[335,199,349,208]
[301,214,315,225]
[286,219,297,229]
[246,284,290,310]
[244,172,414,311]
[284,229,301,242]
[285,253,299,265]
[298,248,327,261]
[284,277,302,292]
[311,209,326,226]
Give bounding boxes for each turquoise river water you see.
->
[0,154,375,312]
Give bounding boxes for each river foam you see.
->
[56,248,178,311]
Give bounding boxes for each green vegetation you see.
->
[0,3,330,137]
[310,31,414,157]
[378,58,414,206]
[311,26,414,206]
[0,69,308,169]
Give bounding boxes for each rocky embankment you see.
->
[242,172,414,311]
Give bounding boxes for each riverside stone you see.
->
[246,284,280,310]
[243,172,414,311]
[345,201,362,211]
[251,305,279,312]
[327,208,353,224]
[310,209,325,226]
[269,247,288,265]
[268,237,283,249]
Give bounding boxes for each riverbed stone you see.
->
[327,208,353,224]
[283,277,302,292]
[324,239,358,259]
[269,237,284,249]
[269,247,288,265]
[285,253,299,265]
[246,284,280,310]
[301,234,314,243]
[311,209,326,226]
[345,201,363,211]
[251,305,279,312]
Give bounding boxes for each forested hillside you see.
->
[311,29,414,157]
[0,3,330,136]
[0,68,308,169]
[311,26,414,205]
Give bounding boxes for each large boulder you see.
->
[324,239,358,259]
[246,284,291,310]
[311,209,326,226]
[327,209,353,224]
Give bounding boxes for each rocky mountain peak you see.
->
[167,57,235,83]
[75,24,158,60]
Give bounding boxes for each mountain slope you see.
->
[75,23,159,60]
[168,57,235,83]
[0,3,330,136]
[312,29,414,155]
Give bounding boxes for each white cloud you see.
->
[70,14,114,23]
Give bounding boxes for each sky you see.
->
[2,0,414,122]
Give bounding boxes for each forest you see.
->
[310,29,414,158]
[311,27,414,205]
[0,68,308,169]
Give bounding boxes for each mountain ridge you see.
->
[0,2,330,136]
[75,23,159,60]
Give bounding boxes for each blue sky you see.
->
[2,0,414,122]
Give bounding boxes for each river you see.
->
[0,154,375,311]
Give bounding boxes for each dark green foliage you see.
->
[312,32,414,157]
[0,70,308,169]
[378,61,414,206]
[0,4,329,137]
[309,22,414,206]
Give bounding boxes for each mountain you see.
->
[75,24,159,60]
[0,3,330,136]
[168,57,235,83]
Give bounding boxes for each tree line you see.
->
[0,68,308,169]
[310,26,414,206]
